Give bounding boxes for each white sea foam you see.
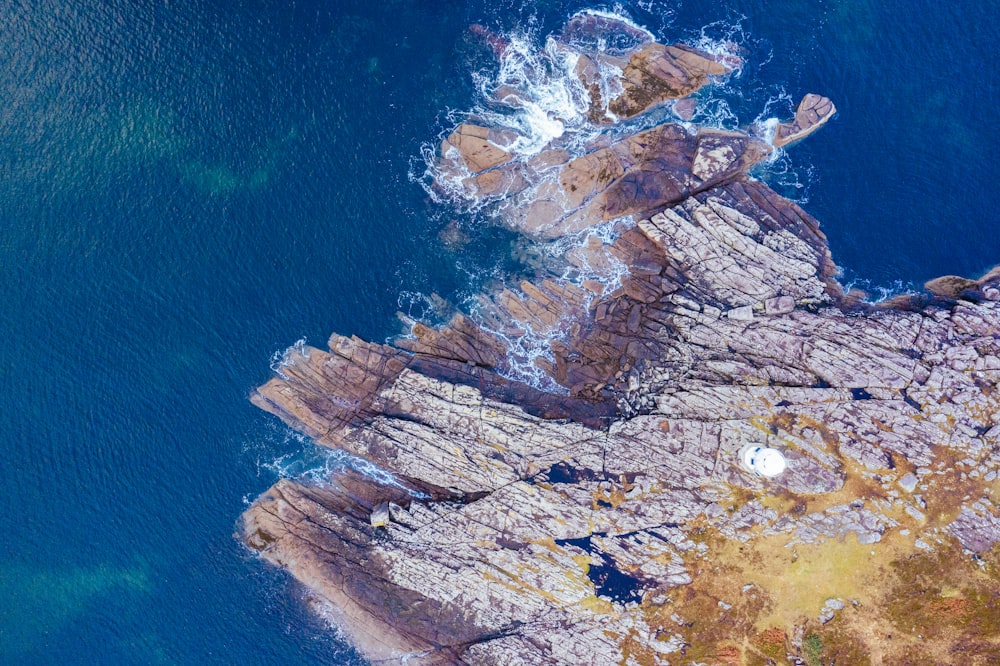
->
[458,215,635,392]
[544,215,634,300]
[462,36,597,166]
[751,91,794,150]
[259,432,428,497]
[843,278,917,303]
[415,9,668,210]
[269,337,309,380]
[569,7,656,43]
[471,33,590,156]
[688,19,749,77]
[483,320,564,393]
[397,290,443,324]
[748,92,814,202]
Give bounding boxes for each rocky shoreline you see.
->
[241,16,1000,665]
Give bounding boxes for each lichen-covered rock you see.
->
[245,168,1000,663]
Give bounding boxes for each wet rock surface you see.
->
[242,18,1000,666]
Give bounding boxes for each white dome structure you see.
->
[740,445,787,477]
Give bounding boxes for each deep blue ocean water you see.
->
[1,1,997,663]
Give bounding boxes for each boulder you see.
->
[608,43,730,120]
[440,123,512,173]
[773,93,837,147]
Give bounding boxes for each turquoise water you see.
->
[1,1,997,663]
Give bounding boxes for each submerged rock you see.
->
[242,18,1000,666]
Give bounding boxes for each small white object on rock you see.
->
[898,473,919,493]
[740,445,787,477]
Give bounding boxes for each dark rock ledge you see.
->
[241,22,1000,666]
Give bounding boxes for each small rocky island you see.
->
[241,15,1000,665]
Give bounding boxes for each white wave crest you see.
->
[843,278,917,303]
[269,337,309,380]
[261,435,428,497]
[471,34,591,155]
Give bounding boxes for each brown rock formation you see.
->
[441,124,512,173]
[558,12,731,124]
[773,94,837,147]
[487,124,772,239]
[242,23,1000,666]
[925,267,1000,300]
[608,43,731,120]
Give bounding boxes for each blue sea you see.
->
[1,1,997,663]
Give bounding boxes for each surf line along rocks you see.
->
[240,19,1000,666]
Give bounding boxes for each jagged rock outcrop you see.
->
[773,94,837,148]
[446,123,773,239]
[556,11,734,124]
[242,19,1000,666]
[582,42,732,122]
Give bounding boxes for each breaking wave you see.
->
[269,337,309,380]
[255,429,427,497]
[843,277,918,303]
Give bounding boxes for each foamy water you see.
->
[269,337,309,380]
[258,428,429,497]
[415,6,908,392]
[6,1,996,662]
[843,277,919,304]
[412,9,793,390]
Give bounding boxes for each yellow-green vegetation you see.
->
[802,634,822,666]
[615,453,1000,666]
[578,390,1000,665]
[625,528,1000,664]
